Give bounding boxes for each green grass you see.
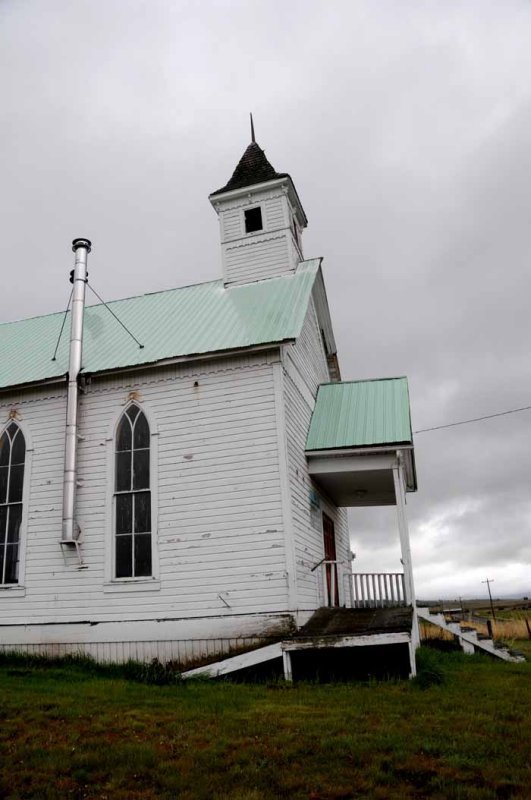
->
[0,647,529,799]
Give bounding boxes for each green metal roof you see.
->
[306,377,413,451]
[0,259,321,390]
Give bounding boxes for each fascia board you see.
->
[82,341,288,381]
[0,374,66,395]
[0,342,289,394]
[305,444,414,458]
[209,177,308,227]
[311,264,337,356]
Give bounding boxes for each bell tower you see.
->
[209,122,308,287]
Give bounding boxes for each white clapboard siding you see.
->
[281,304,351,609]
[220,195,286,244]
[222,209,242,240]
[264,196,286,229]
[224,236,292,285]
[0,351,292,633]
[215,187,300,285]
[286,297,330,398]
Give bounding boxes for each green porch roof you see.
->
[306,377,413,451]
[0,259,321,390]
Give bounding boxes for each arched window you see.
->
[0,422,25,585]
[114,405,151,578]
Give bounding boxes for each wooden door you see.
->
[322,513,339,606]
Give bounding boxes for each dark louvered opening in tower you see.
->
[244,207,263,233]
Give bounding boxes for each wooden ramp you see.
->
[417,607,525,663]
[181,643,283,679]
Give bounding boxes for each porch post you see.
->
[392,455,419,649]
[282,649,293,682]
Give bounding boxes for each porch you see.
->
[305,377,417,613]
[302,377,419,678]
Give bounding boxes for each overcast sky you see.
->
[1,0,530,599]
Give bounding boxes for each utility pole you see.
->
[481,578,496,619]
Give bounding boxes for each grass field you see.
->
[0,646,529,799]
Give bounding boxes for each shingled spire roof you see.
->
[210,141,289,196]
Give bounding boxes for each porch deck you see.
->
[295,606,413,640]
[281,605,416,681]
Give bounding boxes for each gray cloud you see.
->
[1,0,530,597]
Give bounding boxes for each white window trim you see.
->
[104,401,160,589]
[0,419,32,592]
[242,203,265,236]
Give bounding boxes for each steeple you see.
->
[209,128,308,287]
[210,141,288,196]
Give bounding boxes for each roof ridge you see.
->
[1,261,325,329]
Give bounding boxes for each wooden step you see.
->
[416,607,524,663]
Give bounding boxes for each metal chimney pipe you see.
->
[62,238,91,543]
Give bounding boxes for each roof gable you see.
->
[0,259,322,390]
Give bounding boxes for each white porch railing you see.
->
[350,572,406,608]
[312,562,408,609]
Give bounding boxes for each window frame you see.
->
[104,402,159,590]
[0,419,30,593]
[243,204,264,235]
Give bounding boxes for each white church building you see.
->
[0,135,419,680]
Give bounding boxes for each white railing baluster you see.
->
[348,573,407,608]
[313,566,409,610]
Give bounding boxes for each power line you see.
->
[414,403,531,434]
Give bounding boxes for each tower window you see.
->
[244,207,263,233]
